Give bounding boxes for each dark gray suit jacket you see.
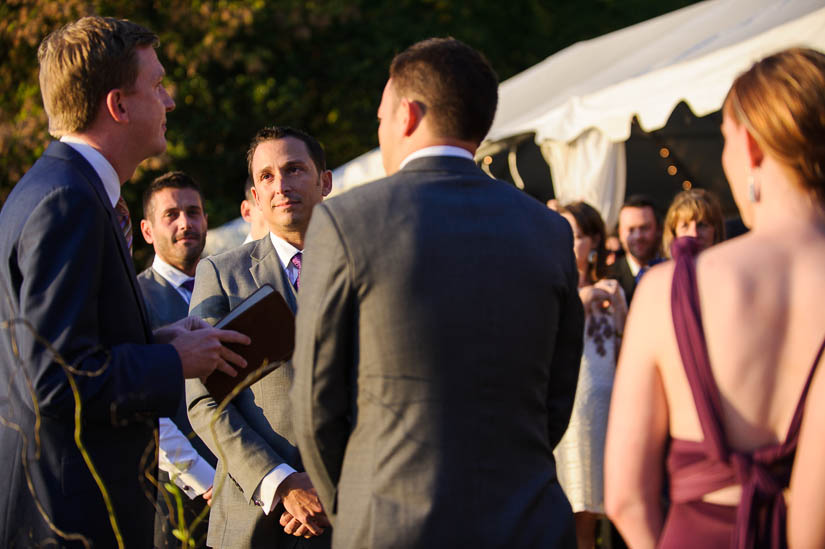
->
[137,266,215,548]
[607,255,636,304]
[187,236,327,548]
[0,142,182,547]
[291,155,584,549]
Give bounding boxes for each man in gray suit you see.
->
[291,38,584,548]
[187,126,333,548]
[137,171,216,547]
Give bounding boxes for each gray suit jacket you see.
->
[137,266,215,547]
[291,156,584,548]
[187,236,326,548]
[0,142,182,547]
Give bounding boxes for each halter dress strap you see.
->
[668,236,825,549]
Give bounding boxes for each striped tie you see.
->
[115,196,133,256]
[291,252,302,291]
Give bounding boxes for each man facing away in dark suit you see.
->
[607,195,663,304]
[290,37,585,549]
[0,16,249,548]
[137,171,217,548]
[186,126,333,548]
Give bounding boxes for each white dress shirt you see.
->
[151,256,215,499]
[251,232,303,514]
[60,136,120,207]
[399,145,474,170]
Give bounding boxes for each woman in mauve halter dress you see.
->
[604,48,825,549]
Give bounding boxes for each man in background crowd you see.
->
[138,170,217,548]
[609,194,663,303]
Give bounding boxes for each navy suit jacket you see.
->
[0,142,183,547]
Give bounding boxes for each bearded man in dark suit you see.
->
[137,171,217,548]
[291,37,584,549]
[0,16,246,547]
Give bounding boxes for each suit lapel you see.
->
[149,267,190,320]
[248,236,298,313]
[45,142,153,337]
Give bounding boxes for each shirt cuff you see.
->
[172,455,215,499]
[252,463,297,514]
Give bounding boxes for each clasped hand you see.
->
[153,316,250,380]
[276,472,331,538]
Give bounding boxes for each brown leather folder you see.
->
[205,284,295,403]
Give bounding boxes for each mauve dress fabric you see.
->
[660,237,824,549]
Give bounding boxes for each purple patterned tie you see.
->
[115,196,133,256]
[290,252,302,291]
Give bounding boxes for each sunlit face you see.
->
[721,108,754,227]
[618,206,659,265]
[377,79,404,176]
[140,187,206,275]
[562,212,597,276]
[674,214,715,251]
[122,47,175,160]
[250,137,332,244]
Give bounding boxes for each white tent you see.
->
[330,0,825,228]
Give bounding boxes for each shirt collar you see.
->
[152,255,193,288]
[60,135,121,207]
[625,254,641,277]
[399,146,473,170]
[269,232,301,272]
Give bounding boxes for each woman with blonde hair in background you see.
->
[605,47,825,548]
[555,201,626,549]
[661,188,726,257]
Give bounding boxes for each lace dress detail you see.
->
[554,303,618,513]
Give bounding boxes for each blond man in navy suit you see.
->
[0,16,246,547]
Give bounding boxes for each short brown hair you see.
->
[246,126,326,178]
[662,189,725,257]
[142,171,203,221]
[559,201,607,284]
[389,37,498,144]
[38,16,158,137]
[725,47,825,206]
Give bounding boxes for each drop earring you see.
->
[747,173,760,203]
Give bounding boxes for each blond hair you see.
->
[662,189,725,257]
[37,16,157,137]
[725,47,825,206]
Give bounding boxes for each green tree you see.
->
[1,0,699,267]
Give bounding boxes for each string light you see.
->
[659,147,670,158]
[483,155,493,165]
[667,165,678,176]
[682,180,692,190]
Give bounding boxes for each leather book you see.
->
[205,284,295,403]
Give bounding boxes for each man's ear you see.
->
[139,218,154,245]
[320,170,333,197]
[240,199,253,222]
[400,98,424,137]
[105,89,129,124]
[250,185,261,206]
